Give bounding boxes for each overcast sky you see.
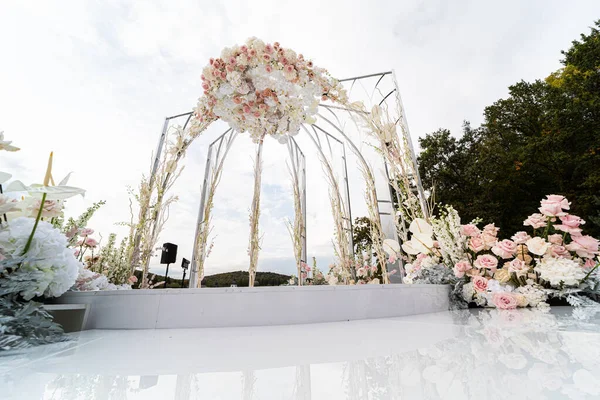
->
[1,1,599,279]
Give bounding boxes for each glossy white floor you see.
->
[2,306,600,399]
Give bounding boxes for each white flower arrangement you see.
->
[0,217,80,300]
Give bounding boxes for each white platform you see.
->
[53,284,451,330]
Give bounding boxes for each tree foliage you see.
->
[418,21,600,236]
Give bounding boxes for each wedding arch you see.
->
[132,38,428,288]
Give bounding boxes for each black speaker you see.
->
[160,243,177,264]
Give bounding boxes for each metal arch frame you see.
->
[287,137,307,267]
[303,124,354,260]
[148,70,426,285]
[188,128,238,288]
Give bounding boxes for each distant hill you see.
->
[133,270,290,288]
[202,271,291,287]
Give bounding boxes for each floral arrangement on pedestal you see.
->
[401,195,600,309]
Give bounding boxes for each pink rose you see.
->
[265,65,273,73]
[548,234,563,245]
[539,195,570,217]
[474,254,499,270]
[128,275,138,284]
[550,244,571,258]
[84,237,98,248]
[453,260,471,278]
[554,215,585,236]
[492,292,518,309]
[472,276,489,292]
[511,231,532,244]
[483,223,499,236]
[523,213,547,229]
[80,228,94,236]
[461,224,480,237]
[507,259,528,274]
[469,236,486,252]
[492,239,517,259]
[566,235,600,259]
[584,258,597,269]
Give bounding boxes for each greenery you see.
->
[418,21,600,237]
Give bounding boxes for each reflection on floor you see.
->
[2,306,600,399]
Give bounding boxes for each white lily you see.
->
[0,132,19,152]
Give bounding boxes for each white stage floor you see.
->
[2,306,600,399]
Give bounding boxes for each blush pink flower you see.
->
[507,258,528,274]
[566,235,600,259]
[469,236,486,252]
[461,224,480,237]
[472,276,489,292]
[550,244,571,258]
[265,65,273,73]
[492,239,517,259]
[492,292,518,309]
[511,231,532,244]
[474,254,499,270]
[84,237,98,248]
[539,195,570,217]
[80,228,94,236]
[74,249,80,257]
[548,234,563,245]
[554,215,585,236]
[128,275,138,284]
[453,260,471,278]
[264,44,274,54]
[523,213,547,229]
[388,254,397,264]
[584,258,597,269]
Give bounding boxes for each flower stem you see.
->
[22,192,47,255]
[581,262,600,283]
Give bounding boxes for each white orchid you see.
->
[402,218,434,255]
[0,132,19,152]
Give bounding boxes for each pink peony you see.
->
[511,231,532,244]
[461,224,480,237]
[469,236,486,252]
[492,292,518,309]
[492,239,518,259]
[566,235,600,259]
[539,195,570,217]
[554,215,585,236]
[507,258,528,274]
[474,254,499,270]
[472,276,489,292]
[453,260,471,278]
[523,213,547,229]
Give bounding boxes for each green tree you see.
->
[418,21,600,236]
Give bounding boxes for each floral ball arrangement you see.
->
[0,217,80,300]
[189,37,348,143]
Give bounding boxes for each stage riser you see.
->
[54,284,451,330]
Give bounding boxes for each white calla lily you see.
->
[401,241,421,255]
[409,218,433,236]
[382,239,400,256]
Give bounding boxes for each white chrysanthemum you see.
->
[534,256,586,287]
[0,217,80,299]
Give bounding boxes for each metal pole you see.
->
[391,70,428,218]
[150,118,170,184]
[189,146,213,288]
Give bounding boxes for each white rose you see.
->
[526,237,551,256]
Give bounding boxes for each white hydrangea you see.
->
[514,284,548,308]
[534,256,586,287]
[0,217,80,300]
[73,265,131,291]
